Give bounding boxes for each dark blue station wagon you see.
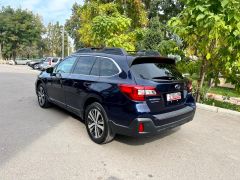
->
[35,48,196,144]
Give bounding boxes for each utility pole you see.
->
[62,25,64,59]
[0,43,2,60]
[67,35,70,56]
[124,0,127,15]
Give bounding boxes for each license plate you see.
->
[166,92,181,101]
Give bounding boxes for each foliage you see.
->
[86,0,148,28]
[190,80,210,101]
[140,17,182,56]
[65,3,82,49]
[0,6,44,60]
[92,15,136,50]
[203,99,240,112]
[168,0,240,101]
[43,22,63,57]
[66,1,148,50]
[143,0,184,23]
[208,86,240,98]
[176,60,200,77]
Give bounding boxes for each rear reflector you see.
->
[138,123,144,132]
[187,81,192,93]
[118,84,158,101]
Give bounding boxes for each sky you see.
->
[0,0,84,25]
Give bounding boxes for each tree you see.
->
[65,3,82,49]
[169,0,240,101]
[86,0,148,28]
[0,6,44,62]
[42,22,69,57]
[142,0,184,23]
[139,17,182,56]
[91,15,136,50]
[66,1,148,49]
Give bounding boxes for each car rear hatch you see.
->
[130,56,189,114]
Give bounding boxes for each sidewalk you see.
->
[207,93,240,106]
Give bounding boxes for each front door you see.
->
[47,56,77,105]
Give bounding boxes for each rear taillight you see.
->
[118,84,158,101]
[187,81,192,93]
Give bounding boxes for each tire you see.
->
[37,84,51,108]
[33,64,38,69]
[85,102,115,144]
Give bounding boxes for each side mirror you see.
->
[46,67,54,74]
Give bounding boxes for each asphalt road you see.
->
[0,64,240,180]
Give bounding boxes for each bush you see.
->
[203,99,240,112]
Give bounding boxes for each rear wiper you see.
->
[152,76,174,80]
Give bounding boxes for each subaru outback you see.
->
[35,48,196,144]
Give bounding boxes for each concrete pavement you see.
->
[0,65,240,180]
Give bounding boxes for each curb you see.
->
[196,103,240,117]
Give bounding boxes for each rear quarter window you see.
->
[99,58,120,76]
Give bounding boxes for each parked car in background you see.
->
[7,58,31,65]
[35,48,196,144]
[39,57,62,70]
[16,58,31,65]
[28,58,46,70]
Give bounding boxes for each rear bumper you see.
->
[110,106,195,137]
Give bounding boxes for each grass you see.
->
[203,99,240,112]
[207,86,240,98]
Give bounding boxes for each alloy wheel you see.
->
[38,86,45,106]
[87,108,104,139]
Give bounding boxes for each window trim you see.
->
[71,55,122,77]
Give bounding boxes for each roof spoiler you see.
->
[131,56,176,66]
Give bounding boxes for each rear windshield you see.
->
[131,63,183,81]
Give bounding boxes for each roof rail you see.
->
[128,50,161,57]
[75,48,100,53]
[74,47,161,57]
[75,47,128,56]
[100,48,128,55]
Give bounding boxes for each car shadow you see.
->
[51,105,181,146]
[114,127,181,146]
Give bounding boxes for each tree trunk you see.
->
[196,58,207,102]
[12,49,17,65]
[0,43,3,60]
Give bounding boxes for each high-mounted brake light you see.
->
[118,84,158,101]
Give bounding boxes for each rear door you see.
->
[65,56,98,113]
[130,57,187,113]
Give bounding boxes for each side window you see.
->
[73,56,96,75]
[100,58,120,76]
[54,57,77,74]
[90,59,100,76]
[45,57,51,62]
